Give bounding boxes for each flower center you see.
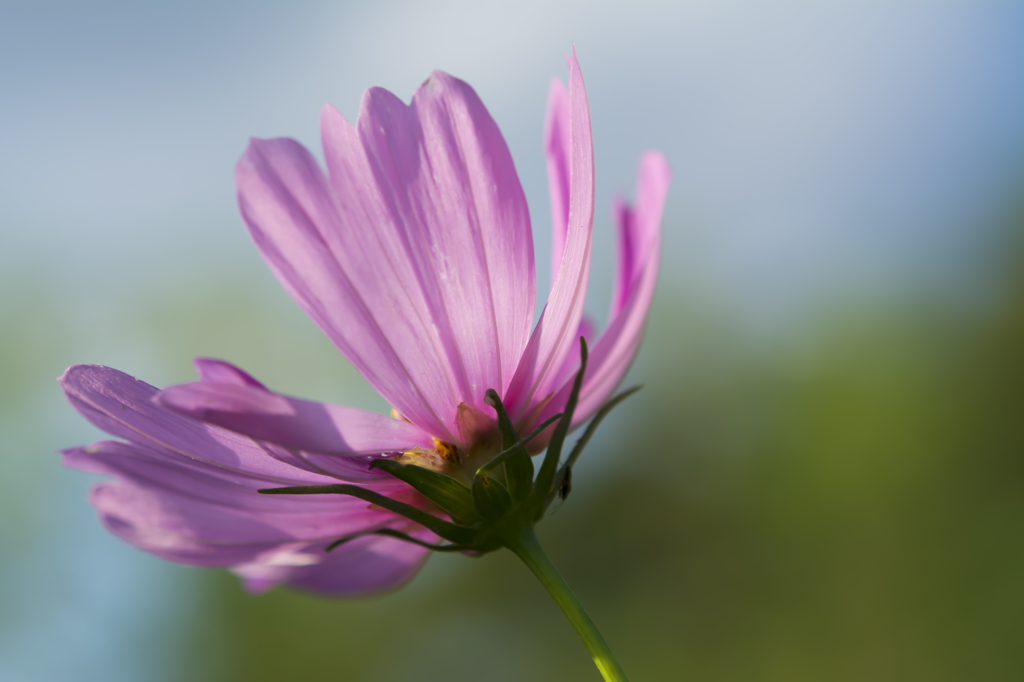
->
[393,402,506,484]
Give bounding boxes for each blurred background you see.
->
[2,1,1023,680]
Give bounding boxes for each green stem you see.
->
[505,526,630,682]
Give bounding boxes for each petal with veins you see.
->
[505,48,594,421]
[66,440,407,567]
[155,380,432,456]
[237,71,534,440]
[61,365,334,485]
[542,151,670,430]
[544,77,571,288]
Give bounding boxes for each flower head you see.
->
[61,50,670,595]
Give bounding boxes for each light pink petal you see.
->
[285,528,433,595]
[236,138,459,442]
[610,151,670,321]
[174,359,398,481]
[193,357,267,388]
[62,369,437,584]
[505,49,595,421]
[65,439,407,567]
[154,381,432,456]
[60,365,335,485]
[344,72,535,414]
[567,263,658,425]
[234,525,434,596]
[542,151,670,429]
[237,71,535,443]
[545,77,571,287]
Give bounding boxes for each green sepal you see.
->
[474,413,561,481]
[534,337,588,510]
[472,475,513,520]
[327,528,474,553]
[369,458,482,523]
[485,414,562,500]
[258,484,478,545]
[506,450,534,502]
[543,385,643,513]
[484,388,533,500]
[484,388,520,449]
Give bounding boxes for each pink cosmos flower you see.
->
[61,50,670,595]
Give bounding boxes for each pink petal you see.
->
[61,366,438,586]
[542,151,670,429]
[234,526,434,596]
[192,357,267,388]
[154,380,432,456]
[285,529,433,595]
[236,71,535,443]
[505,49,595,421]
[174,359,400,481]
[60,365,334,485]
[65,440,407,567]
[569,263,658,425]
[353,73,536,408]
[236,138,458,441]
[609,198,636,321]
[544,77,571,287]
[610,151,670,321]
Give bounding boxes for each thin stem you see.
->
[505,526,629,682]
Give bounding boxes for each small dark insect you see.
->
[558,466,573,501]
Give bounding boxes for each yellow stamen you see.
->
[432,438,460,463]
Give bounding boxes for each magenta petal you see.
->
[609,198,636,321]
[155,381,432,456]
[505,49,595,420]
[545,77,572,287]
[61,365,334,485]
[544,151,670,428]
[610,151,670,321]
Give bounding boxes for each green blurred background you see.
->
[3,2,1024,681]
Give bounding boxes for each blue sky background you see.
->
[4,2,1023,322]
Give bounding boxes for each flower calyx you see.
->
[259,338,641,556]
